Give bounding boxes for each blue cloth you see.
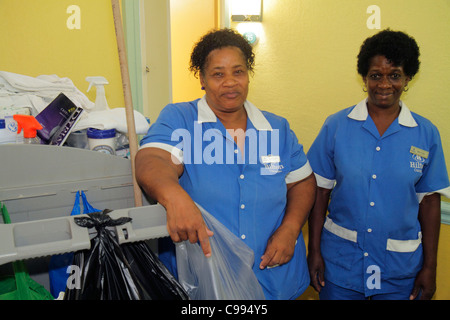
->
[307,99,450,297]
[140,96,312,299]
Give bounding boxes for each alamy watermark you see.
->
[366,265,381,290]
[66,265,82,290]
[168,123,282,175]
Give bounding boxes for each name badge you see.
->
[410,146,429,159]
[261,155,280,164]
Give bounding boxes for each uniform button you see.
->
[370,202,375,207]
[364,252,369,257]
[240,204,245,209]
[241,234,246,240]
[234,149,239,154]
[367,228,372,233]
[376,146,381,151]
[372,174,377,179]
[240,174,245,180]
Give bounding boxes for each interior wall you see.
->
[142,0,172,124]
[169,0,218,103]
[0,0,125,108]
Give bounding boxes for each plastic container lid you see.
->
[0,119,4,129]
[87,128,116,139]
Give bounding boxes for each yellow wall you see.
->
[170,0,218,103]
[0,0,124,108]
[142,0,171,123]
[437,224,450,299]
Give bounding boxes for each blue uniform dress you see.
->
[140,96,313,300]
[307,99,450,297]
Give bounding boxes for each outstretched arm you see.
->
[135,147,213,256]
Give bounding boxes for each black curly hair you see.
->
[189,28,255,78]
[357,29,420,79]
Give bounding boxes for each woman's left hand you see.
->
[410,266,437,300]
[259,225,298,269]
[259,174,316,270]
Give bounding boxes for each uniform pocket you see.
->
[321,218,358,270]
[385,232,423,278]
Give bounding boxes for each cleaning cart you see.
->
[0,144,170,298]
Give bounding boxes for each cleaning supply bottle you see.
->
[0,117,20,144]
[0,119,11,144]
[13,114,43,144]
[86,76,110,112]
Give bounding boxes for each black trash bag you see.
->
[64,209,188,300]
[122,241,189,300]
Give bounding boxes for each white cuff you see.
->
[314,173,335,189]
[417,186,450,203]
[140,142,184,164]
[285,161,313,184]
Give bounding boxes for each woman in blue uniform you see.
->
[135,29,316,299]
[307,29,450,300]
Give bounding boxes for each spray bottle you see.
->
[13,114,43,144]
[86,76,110,112]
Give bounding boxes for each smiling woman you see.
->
[364,56,410,110]
[307,29,450,300]
[357,30,421,135]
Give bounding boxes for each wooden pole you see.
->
[111,0,143,207]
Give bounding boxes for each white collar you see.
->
[348,99,418,127]
[197,95,273,131]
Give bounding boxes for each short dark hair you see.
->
[357,29,420,79]
[190,28,255,77]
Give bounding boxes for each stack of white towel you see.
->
[0,71,150,135]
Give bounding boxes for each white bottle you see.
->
[86,76,110,112]
[0,117,21,144]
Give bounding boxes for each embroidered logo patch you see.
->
[410,153,426,173]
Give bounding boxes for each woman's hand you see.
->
[410,266,436,300]
[259,225,297,269]
[165,194,214,257]
[260,174,316,270]
[135,147,213,257]
[307,249,325,292]
[307,186,331,292]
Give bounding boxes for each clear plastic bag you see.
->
[175,204,265,300]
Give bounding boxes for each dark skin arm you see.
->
[135,147,213,257]
[410,192,441,300]
[260,173,316,269]
[307,186,332,292]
